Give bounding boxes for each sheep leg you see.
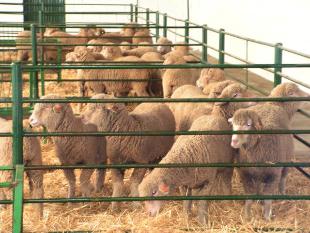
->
[63,169,76,198]
[129,168,147,197]
[245,200,253,221]
[26,169,44,218]
[279,167,288,195]
[95,168,106,193]
[193,184,213,225]
[239,170,256,221]
[214,168,233,195]
[129,168,147,208]
[180,186,192,215]
[78,81,86,111]
[111,169,125,211]
[262,174,280,221]
[79,169,95,197]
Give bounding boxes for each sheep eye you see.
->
[151,190,157,196]
[214,92,221,96]
[232,93,238,98]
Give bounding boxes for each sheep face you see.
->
[81,94,125,127]
[196,68,225,89]
[208,80,235,98]
[157,37,172,54]
[101,46,122,60]
[29,97,68,129]
[229,109,263,149]
[138,178,170,217]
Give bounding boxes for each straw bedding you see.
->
[0,72,309,233]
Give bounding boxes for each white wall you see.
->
[138,0,310,90]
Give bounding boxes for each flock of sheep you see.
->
[0,22,309,225]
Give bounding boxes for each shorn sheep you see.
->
[81,94,176,210]
[0,118,43,217]
[229,83,309,221]
[29,94,107,198]
[169,81,236,132]
[162,56,200,98]
[139,83,253,224]
[67,50,151,98]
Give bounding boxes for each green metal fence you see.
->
[0,2,310,232]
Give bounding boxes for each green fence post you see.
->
[185,20,189,44]
[155,11,160,41]
[274,43,283,87]
[146,8,150,27]
[163,13,167,37]
[39,10,45,96]
[12,62,24,233]
[12,165,24,233]
[202,24,208,63]
[30,24,39,100]
[130,4,134,22]
[134,4,138,22]
[219,28,225,66]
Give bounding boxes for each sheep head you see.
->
[157,37,173,54]
[29,94,71,130]
[196,68,225,89]
[81,94,126,130]
[229,109,263,149]
[138,172,170,217]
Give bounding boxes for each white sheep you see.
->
[81,93,176,210]
[29,94,107,198]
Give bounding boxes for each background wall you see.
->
[138,0,310,89]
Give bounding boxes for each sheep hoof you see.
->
[197,214,208,225]
[111,202,121,212]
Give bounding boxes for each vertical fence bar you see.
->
[134,4,138,23]
[146,8,150,27]
[12,165,24,233]
[185,20,189,44]
[155,11,160,41]
[30,24,38,100]
[202,24,208,63]
[274,43,283,87]
[219,28,225,66]
[130,4,134,22]
[39,10,45,96]
[12,62,24,233]
[163,13,167,37]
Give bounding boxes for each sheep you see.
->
[71,50,151,98]
[120,41,132,53]
[169,81,237,129]
[157,37,173,55]
[100,44,123,60]
[29,94,107,198]
[229,82,309,221]
[163,41,190,59]
[132,28,153,45]
[122,42,157,57]
[162,56,200,98]
[196,68,225,90]
[0,118,43,217]
[138,83,253,224]
[141,52,164,97]
[87,39,106,53]
[81,93,176,210]
[0,51,17,62]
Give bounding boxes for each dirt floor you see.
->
[0,60,309,232]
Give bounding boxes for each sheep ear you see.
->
[158,182,170,194]
[52,104,63,113]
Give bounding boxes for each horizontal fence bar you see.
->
[22,195,310,203]
[0,182,13,188]
[12,63,310,70]
[0,166,14,171]
[24,162,310,170]
[20,97,310,103]
[281,46,310,59]
[224,31,276,47]
[21,129,310,137]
